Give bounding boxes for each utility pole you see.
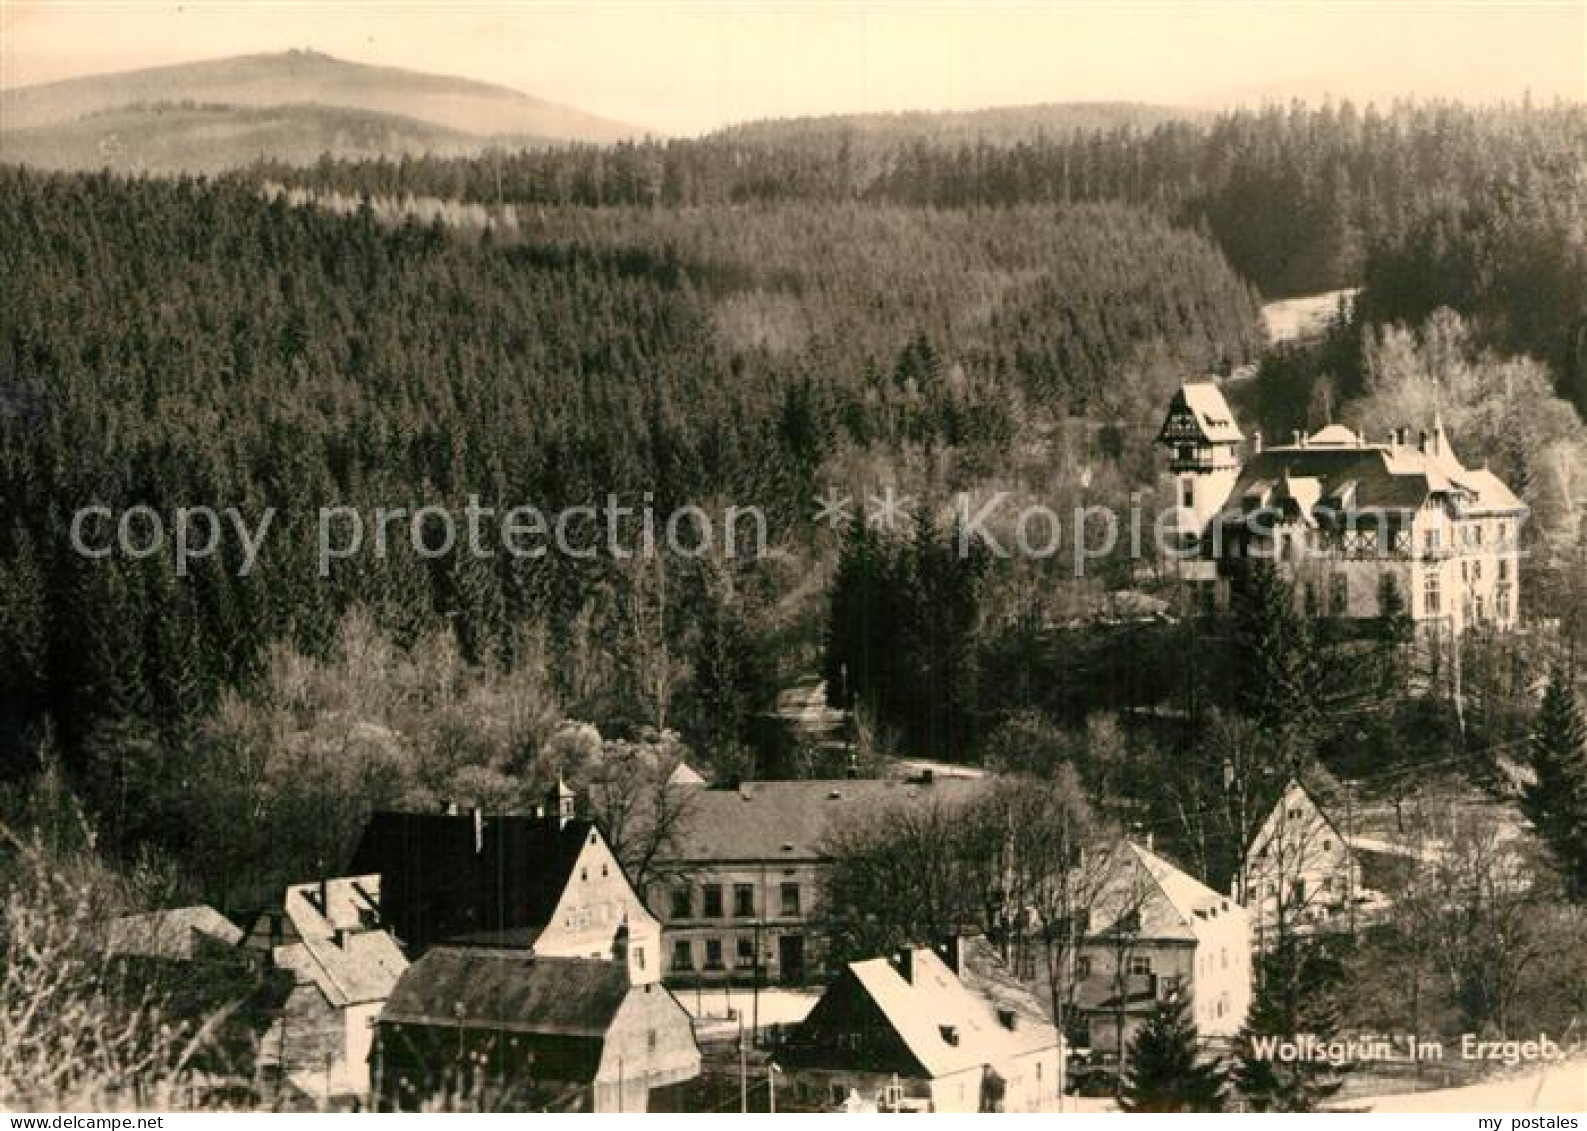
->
[752,918,762,1044]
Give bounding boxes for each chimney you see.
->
[1290,429,1301,447]
[442,800,459,816]
[1252,430,1262,455]
[472,807,485,854]
[936,934,967,974]
[895,949,916,984]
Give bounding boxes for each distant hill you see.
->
[0,49,650,173]
[711,102,1209,148]
[0,102,515,175]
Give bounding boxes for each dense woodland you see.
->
[3,101,1587,939]
[258,102,1587,412]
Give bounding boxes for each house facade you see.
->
[374,946,699,1112]
[650,777,993,987]
[780,942,1061,1113]
[1159,382,1527,636]
[1234,779,1362,949]
[348,785,661,982]
[245,876,408,1102]
[1073,841,1251,1059]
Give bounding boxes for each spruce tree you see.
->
[1228,560,1319,765]
[1235,939,1347,1111]
[1521,669,1587,898]
[1121,990,1227,1112]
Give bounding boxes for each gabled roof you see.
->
[659,778,994,864]
[1213,426,1527,533]
[846,948,1055,1080]
[349,810,602,950]
[1158,382,1245,445]
[666,761,708,786]
[275,929,407,1008]
[1245,778,1347,861]
[381,949,630,1038]
[104,906,242,961]
[953,936,1054,1035]
[1092,841,1244,943]
[282,875,382,940]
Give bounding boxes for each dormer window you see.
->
[939,1025,959,1046]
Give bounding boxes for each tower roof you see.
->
[1157,381,1245,445]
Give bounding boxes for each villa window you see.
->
[1424,572,1441,615]
[702,884,723,918]
[704,939,723,969]
[670,885,692,919]
[672,940,692,971]
[734,883,755,918]
[1128,955,1153,976]
[781,882,801,917]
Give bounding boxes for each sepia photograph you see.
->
[0,0,1584,1117]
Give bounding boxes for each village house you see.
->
[1072,841,1252,1060]
[1159,382,1527,636]
[347,782,661,979]
[1236,779,1444,948]
[779,938,1061,1113]
[1235,779,1363,948]
[372,941,700,1112]
[105,905,243,961]
[649,776,992,987]
[243,876,407,1103]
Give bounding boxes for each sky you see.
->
[2,1,1584,135]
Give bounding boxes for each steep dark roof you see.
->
[660,778,994,864]
[348,811,598,952]
[1217,447,1431,526]
[381,949,629,1037]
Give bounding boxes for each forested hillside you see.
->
[3,97,1586,912]
[258,102,1587,411]
[0,168,1261,893]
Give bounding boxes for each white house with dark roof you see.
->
[348,791,662,981]
[1159,381,1527,635]
[248,876,408,1102]
[1073,841,1251,1059]
[782,941,1061,1112]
